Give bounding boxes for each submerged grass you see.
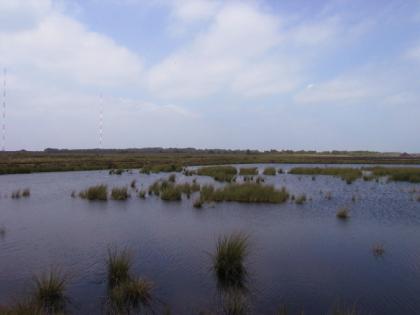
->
[372,243,385,257]
[111,186,130,201]
[239,167,258,176]
[79,184,108,201]
[213,233,249,289]
[289,167,362,183]
[197,166,237,182]
[199,183,289,204]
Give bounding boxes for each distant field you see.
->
[0,149,419,175]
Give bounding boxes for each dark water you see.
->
[0,164,420,314]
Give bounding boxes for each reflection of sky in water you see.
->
[0,164,419,314]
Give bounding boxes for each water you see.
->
[0,164,420,314]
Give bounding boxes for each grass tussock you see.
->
[197,166,237,182]
[213,233,249,289]
[130,179,136,189]
[79,184,108,201]
[32,269,68,313]
[199,183,289,204]
[106,248,153,314]
[295,194,307,205]
[140,164,182,174]
[148,179,200,201]
[364,167,420,183]
[107,248,132,288]
[290,167,362,184]
[263,167,276,176]
[111,186,130,201]
[109,277,153,314]
[336,208,349,220]
[138,190,146,199]
[239,167,258,176]
[372,243,385,257]
[22,188,30,197]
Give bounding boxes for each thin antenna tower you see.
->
[2,68,6,152]
[99,94,103,149]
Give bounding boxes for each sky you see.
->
[0,0,420,152]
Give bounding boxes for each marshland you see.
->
[1,162,420,314]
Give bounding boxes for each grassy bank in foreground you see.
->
[1,149,419,175]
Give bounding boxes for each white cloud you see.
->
[147,2,299,99]
[294,65,420,107]
[0,1,142,88]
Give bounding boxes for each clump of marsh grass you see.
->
[138,190,146,199]
[197,166,237,182]
[70,190,76,198]
[168,174,176,183]
[106,247,154,314]
[213,233,249,289]
[263,167,276,176]
[372,243,385,257]
[199,183,289,204]
[130,180,136,189]
[160,184,182,201]
[295,194,306,205]
[111,186,130,201]
[193,199,203,208]
[32,269,68,313]
[107,248,132,288]
[336,208,349,220]
[239,167,258,176]
[79,184,108,201]
[109,277,153,314]
[141,164,182,174]
[22,188,30,197]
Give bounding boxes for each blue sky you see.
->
[1,0,420,152]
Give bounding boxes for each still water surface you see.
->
[0,164,420,314]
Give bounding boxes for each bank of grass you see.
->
[199,183,289,204]
[197,166,238,182]
[263,167,276,176]
[239,167,258,176]
[290,167,362,184]
[213,233,249,289]
[111,186,130,201]
[364,167,420,183]
[79,184,108,201]
[1,149,419,176]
